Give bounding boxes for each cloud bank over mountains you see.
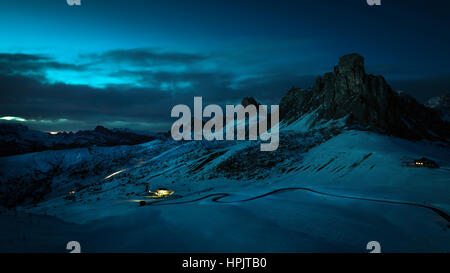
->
[1,48,449,132]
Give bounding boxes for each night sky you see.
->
[1,0,450,131]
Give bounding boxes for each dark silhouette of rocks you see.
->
[241,97,261,108]
[426,94,450,121]
[280,53,449,141]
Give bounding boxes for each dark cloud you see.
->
[86,48,207,67]
[3,50,445,132]
[0,73,170,122]
[0,55,303,132]
[0,53,85,76]
[0,53,44,62]
[110,69,232,89]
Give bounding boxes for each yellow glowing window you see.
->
[149,189,175,198]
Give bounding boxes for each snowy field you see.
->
[0,130,449,252]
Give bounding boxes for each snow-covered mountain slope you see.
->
[276,131,450,207]
[0,129,448,252]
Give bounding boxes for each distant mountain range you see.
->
[0,124,162,157]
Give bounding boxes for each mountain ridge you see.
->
[0,123,161,157]
[279,53,449,141]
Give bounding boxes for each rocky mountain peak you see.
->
[94,125,111,134]
[335,53,365,75]
[241,97,260,108]
[280,54,449,141]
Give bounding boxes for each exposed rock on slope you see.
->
[426,94,450,121]
[280,53,449,141]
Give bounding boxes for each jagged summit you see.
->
[335,53,365,75]
[241,97,260,107]
[426,94,450,121]
[280,53,449,141]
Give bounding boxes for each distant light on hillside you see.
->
[104,169,127,180]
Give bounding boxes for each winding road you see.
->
[143,187,450,223]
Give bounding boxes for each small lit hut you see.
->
[403,157,439,168]
[148,188,175,198]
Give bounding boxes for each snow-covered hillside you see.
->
[0,129,448,252]
[1,53,449,253]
